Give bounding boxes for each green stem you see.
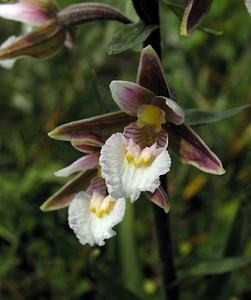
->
[132,1,179,299]
[118,202,143,295]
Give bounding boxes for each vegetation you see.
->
[0,0,251,299]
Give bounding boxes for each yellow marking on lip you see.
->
[125,147,154,167]
[90,195,115,218]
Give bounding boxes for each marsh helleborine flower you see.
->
[0,0,130,68]
[98,45,224,204]
[42,45,225,246]
[42,150,126,246]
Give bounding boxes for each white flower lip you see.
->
[68,191,126,246]
[100,133,171,202]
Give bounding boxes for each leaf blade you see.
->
[108,22,158,55]
[185,105,250,126]
[178,256,251,280]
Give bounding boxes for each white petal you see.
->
[100,133,171,202]
[68,192,126,246]
[0,35,19,69]
[54,153,99,177]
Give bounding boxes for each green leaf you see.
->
[178,256,251,280]
[202,193,251,300]
[0,225,16,243]
[201,26,223,36]
[117,202,143,295]
[93,266,143,300]
[185,104,250,125]
[108,22,158,55]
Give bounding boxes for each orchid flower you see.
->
[47,110,170,212]
[41,150,125,246]
[46,46,224,212]
[0,1,130,68]
[41,110,169,246]
[98,45,225,203]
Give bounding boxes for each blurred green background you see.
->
[0,0,251,299]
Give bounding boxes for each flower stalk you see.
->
[58,3,131,27]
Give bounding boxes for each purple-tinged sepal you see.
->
[180,0,213,36]
[146,187,170,213]
[169,124,225,175]
[71,138,102,153]
[48,111,135,142]
[110,81,154,115]
[0,20,66,68]
[54,152,99,177]
[40,169,96,211]
[137,45,173,98]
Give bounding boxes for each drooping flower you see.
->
[47,110,171,212]
[68,176,125,247]
[0,1,131,68]
[41,108,170,246]
[0,0,62,68]
[41,150,125,246]
[99,45,225,203]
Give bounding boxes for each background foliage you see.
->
[0,0,251,299]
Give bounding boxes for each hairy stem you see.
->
[132,0,179,299]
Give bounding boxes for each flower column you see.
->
[132,1,179,300]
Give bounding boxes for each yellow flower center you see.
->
[136,104,165,133]
[126,145,154,167]
[90,194,115,218]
